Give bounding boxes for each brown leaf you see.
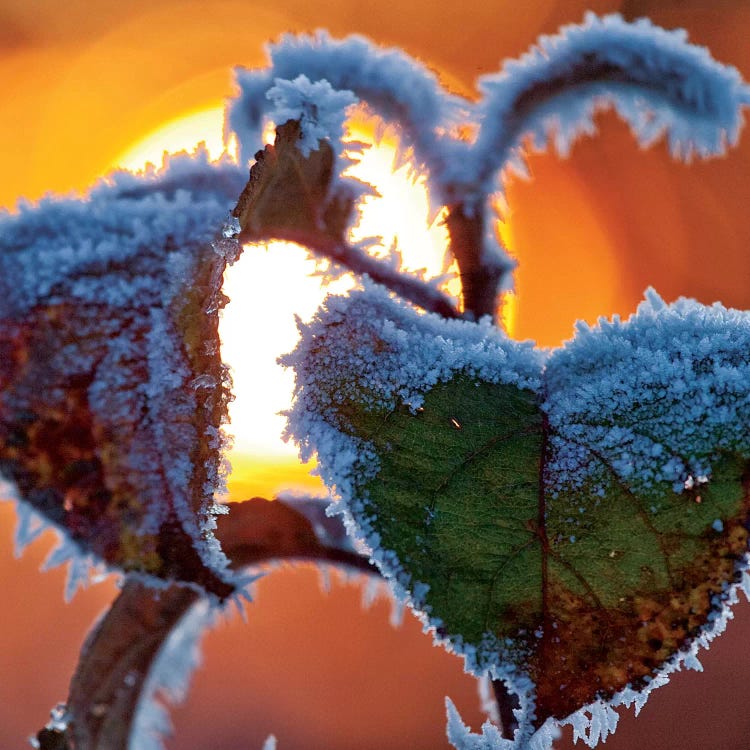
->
[0,171,239,598]
[233,119,354,247]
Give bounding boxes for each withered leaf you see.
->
[233,119,355,249]
[0,159,244,596]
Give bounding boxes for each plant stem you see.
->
[35,496,379,750]
[444,205,504,322]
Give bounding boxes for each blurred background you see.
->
[2,0,750,748]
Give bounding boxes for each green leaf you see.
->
[287,287,750,733]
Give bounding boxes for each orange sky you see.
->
[2,2,750,749]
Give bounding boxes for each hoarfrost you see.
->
[545,289,750,496]
[0,152,245,592]
[446,697,560,750]
[267,75,357,157]
[228,14,749,301]
[39,534,102,603]
[2,489,112,601]
[464,13,750,200]
[10,494,48,557]
[229,31,464,178]
[286,284,750,749]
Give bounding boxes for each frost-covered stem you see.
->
[474,56,635,189]
[471,13,750,187]
[279,226,463,320]
[37,581,199,750]
[36,497,378,750]
[444,205,503,322]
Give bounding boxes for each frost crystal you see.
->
[464,13,750,198]
[228,14,749,304]
[545,290,750,496]
[229,30,464,175]
[267,75,357,157]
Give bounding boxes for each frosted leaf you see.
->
[544,290,750,497]
[287,287,750,746]
[63,550,97,603]
[0,154,245,597]
[232,118,357,251]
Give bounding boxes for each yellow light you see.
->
[221,242,353,457]
[228,122,453,459]
[112,105,229,171]
[496,216,518,337]
[345,123,452,283]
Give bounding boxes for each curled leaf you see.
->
[0,156,244,596]
[233,119,355,248]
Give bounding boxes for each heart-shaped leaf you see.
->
[286,286,750,740]
[0,156,244,597]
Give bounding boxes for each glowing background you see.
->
[2,1,750,748]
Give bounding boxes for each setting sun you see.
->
[113,105,229,171]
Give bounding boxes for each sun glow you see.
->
[113,106,229,171]
[113,109,460,486]
[345,122,452,282]
[496,216,518,336]
[221,243,354,458]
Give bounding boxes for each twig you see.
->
[35,496,378,750]
[276,226,463,320]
